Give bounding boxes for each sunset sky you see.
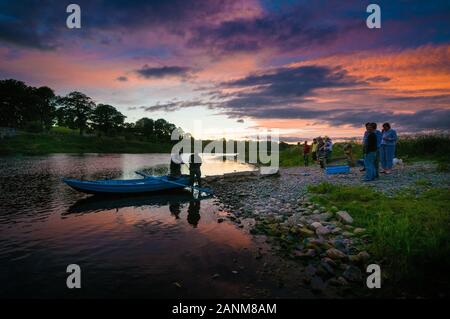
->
[0,0,449,140]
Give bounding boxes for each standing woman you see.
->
[380,122,397,174]
[311,138,318,162]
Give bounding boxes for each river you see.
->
[0,153,277,298]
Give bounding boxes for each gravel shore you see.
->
[204,161,449,297]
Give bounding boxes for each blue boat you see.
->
[63,175,191,195]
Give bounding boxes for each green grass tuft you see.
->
[307,183,450,286]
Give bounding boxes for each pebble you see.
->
[208,162,449,294]
[316,226,331,236]
[326,248,347,260]
[342,265,362,282]
[310,222,323,229]
[336,211,354,224]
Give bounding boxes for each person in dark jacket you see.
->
[302,141,311,166]
[371,122,382,178]
[316,137,326,169]
[189,151,202,187]
[363,123,378,181]
[169,149,183,179]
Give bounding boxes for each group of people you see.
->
[361,122,397,181]
[169,150,202,187]
[299,122,398,182]
[300,136,333,168]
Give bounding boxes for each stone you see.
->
[322,257,337,267]
[353,227,366,234]
[337,276,349,286]
[310,212,333,222]
[320,261,335,275]
[357,251,370,262]
[310,222,323,229]
[316,226,331,236]
[299,227,315,237]
[342,231,354,237]
[304,249,316,257]
[336,211,354,224]
[326,248,347,260]
[331,227,342,234]
[343,265,362,282]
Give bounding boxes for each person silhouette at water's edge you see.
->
[189,151,202,187]
[187,199,201,227]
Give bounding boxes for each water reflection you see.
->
[187,199,201,228]
[0,154,260,298]
[65,191,201,216]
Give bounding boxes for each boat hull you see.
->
[63,175,191,195]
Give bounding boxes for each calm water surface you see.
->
[0,154,263,298]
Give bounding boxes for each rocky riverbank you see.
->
[204,162,450,296]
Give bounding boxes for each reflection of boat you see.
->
[63,175,190,194]
[65,191,202,215]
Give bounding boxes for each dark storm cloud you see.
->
[366,76,391,83]
[135,65,192,79]
[0,0,234,49]
[1,0,449,55]
[228,105,450,132]
[140,100,218,112]
[213,65,361,115]
[324,108,450,131]
[0,1,65,49]
[187,0,450,55]
[138,62,450,132]
[187,5,339,54]
[116,76,128,82]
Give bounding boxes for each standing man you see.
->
[371,123,382,178]
[363,123,378,181]
[169,149,183,179]
[303,141,311,166]
[317,137,326,169]
[189,151,202,187]
[360,122,371,172]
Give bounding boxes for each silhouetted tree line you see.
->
[0,79,181,141]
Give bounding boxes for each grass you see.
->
[50,126,80,135]
[0,132,173,155]
[278,134,450,167]
[307,182,450,293]
[396,134,450,162]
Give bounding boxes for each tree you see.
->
[135,117,154,139]
[0,79,31,128]
[58,91,95,135]
[154,118,177,140]
[33,86,56,131]
[90,104,126,136]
